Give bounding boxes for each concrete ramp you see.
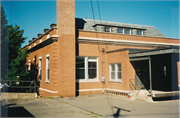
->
[129,90,179,101]
[1,93,37,100]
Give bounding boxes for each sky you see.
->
[1,0,179,48]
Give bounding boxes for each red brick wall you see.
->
[56,0,76,97]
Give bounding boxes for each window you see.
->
[110,63,122,82]
[28,60,31,70]
[46,55,49,82]
[34,42,36,46]
[105,27,111,32]
[138,30,143,35]
[125,29,131,34]
[76,56,98,81]
[39,57,42,81]
[118,28,124,34]
[40,39,42,43]
[29,45,31,49]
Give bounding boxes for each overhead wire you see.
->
[90,0,114,114]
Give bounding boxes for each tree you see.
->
[8,25,30,80]
[1,6,30,81]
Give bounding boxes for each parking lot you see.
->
[1,94,179,117]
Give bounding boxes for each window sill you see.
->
[76,79,99,83]
[45,81,49,83]
[109,80,122,83]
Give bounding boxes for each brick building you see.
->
[23,0,180,98]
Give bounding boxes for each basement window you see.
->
[76,56,99,82]
[109,63,122,82]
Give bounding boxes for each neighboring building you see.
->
[23,0,180,98]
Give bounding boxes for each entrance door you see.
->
[134,61,150,90]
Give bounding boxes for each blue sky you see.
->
[1,0,179,47]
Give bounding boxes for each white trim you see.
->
[76,88,129,93]
[46,55,49,82]
[33,58,35,61]
[39,88,58,93]
[78,37,180,46]
[39,57,42,59]
[76,79,99,83]
[40,38,42,43]
[47,34,49,39]
[34,42,36,46]
[46,54,50,57]
[76,89,102,92]
[28,60,31,70]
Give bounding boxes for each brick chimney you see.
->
[56,0,75,97]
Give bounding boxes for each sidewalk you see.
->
[54,94,179,118]
[4,94,180,117]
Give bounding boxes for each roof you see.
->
[75,18,166,38]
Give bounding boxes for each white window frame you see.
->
[28,60,31,70]
[34,42,36,46]
[29,45,31,49]
[40,38,42,43]
[45,54,50,83]
[76,56,99,82]
[47,34,49,39]
[109,63,122,82]
[39,57,42,82]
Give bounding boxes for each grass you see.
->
[85,110,103,117]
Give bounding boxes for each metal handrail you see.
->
[129,79,136,92]
[1,80,37,93]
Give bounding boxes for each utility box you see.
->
[101,76,105,82]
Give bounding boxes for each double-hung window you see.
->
[125,29,131,34]
[138,30,143,35]
[110,63,122,82]
[39,57,42,81]
[105,27,111,32]
[46,54,49,82]
[118,28,124,34]
[76,56,98,82]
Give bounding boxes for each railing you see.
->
[129,79,136,92]
[1,80,37,93]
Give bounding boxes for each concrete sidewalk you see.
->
[3,94,180,117]
[54,94,179,118]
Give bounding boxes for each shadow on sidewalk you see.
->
[8,106,35,117]
[112,106,131,118]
